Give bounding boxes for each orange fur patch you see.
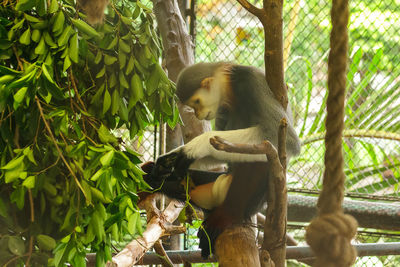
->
[200,77,214,90]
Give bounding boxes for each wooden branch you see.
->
[215,226,262,267]
[237,0,264,18]
[262,0,287,109]
[210,136,278,159]
[107,194,185,267]
[278,118,287,170]
[154,241,174,267]
[35,96,88,201]
[262,119,287,267]
[210,136,285,267]
[152,0,211,150]
[257,213,297,246]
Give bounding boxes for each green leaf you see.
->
[31,29,42,42]
[129,73,144,108]
[15,0,36,11]
[1,155,24,170]
[127,212,138,235]
[63,56,71,72]
[34,36,46,55]
[57,25,72,47]
[42,63,55,83]
[0,75,15,84]
[98,124,118,143]
[53,11,65,34]
[43,31,57,48]
[104,55,117,65]
[125,55,134,75]
[37,234,56,251]
[24,147,37,165]
[94,50,102,64]
[22,176,36,188]
[49,0,59,13]
[36,0,47,16]
[71,18,100,38]
[90,168,105,181]
[106,38,117,50]
[8,236,25,256]
[14,86,28,103]
[96,67,105,79]
[119,71,129,88]
[119,98,128,122]
[118,50,126,70]
[103,89,111,114]
[19,27,31,45]
[13,86,28,109]
[100,150,115,166]
[69,33,79,63]
[146,65,161,95]
[24,13,40,23]
[119,39,130,53]
[111,89,119,115]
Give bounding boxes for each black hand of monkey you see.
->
[153,150,195,181]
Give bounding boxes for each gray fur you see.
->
[176,62,226,102]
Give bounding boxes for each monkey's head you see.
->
[176,62,229,120]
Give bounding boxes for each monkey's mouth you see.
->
[205,111,213,120]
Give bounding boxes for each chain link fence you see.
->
[191,0,400,265]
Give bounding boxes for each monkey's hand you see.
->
[154,147,195,181]
[141,161,188,201]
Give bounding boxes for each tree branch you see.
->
[35,96,88,201]
[154,241,174,267]
[237,0,264,19]
[107,194,185,267]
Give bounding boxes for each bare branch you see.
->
[35,96,88,201]
[154,241,174,267]
[108,196,185,267]
[237,0,264,19]
[209,136,278,160]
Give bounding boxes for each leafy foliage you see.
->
[0,0,178,266]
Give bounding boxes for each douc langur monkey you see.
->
[144,62,301,258]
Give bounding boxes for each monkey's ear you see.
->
[200,77,214,90]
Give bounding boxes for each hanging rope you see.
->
[305,0,358,266]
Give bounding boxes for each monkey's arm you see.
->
[154,126,268,177]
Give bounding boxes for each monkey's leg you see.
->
[197,162,269,258]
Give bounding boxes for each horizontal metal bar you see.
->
[134,242,400,265]
[288,195,400,231]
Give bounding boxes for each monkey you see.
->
[147,62,301,258]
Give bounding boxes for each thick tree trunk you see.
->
[152,0,211,257]
[215,227,261,267]
[152,0,211,148]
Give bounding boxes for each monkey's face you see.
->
[185,86,221,120]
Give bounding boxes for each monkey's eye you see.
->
[193,99,201,105]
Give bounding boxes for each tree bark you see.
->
[152,0,211,257]
[152,0,211,149]
[215,227,261,267]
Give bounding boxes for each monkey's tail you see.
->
[197,206,237,259]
